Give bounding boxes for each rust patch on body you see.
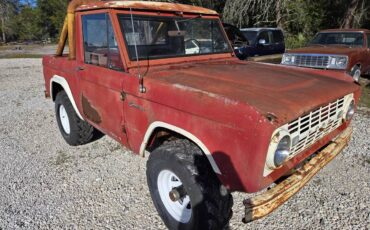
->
[81,94,102,124]
[75,1,218,15]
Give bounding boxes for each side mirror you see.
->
[258,39,266,45]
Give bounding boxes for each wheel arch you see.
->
[351,62,362,72]
[50,75,84,120]
[140,121,222,175]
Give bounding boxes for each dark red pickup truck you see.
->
[43,1,360,229]
[282,29,370,82]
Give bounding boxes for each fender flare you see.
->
[50,75,84,120]
[140,121,222,175]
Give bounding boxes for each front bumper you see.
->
[243,126,352,223]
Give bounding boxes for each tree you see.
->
[222,0,277,28]
[12,5,43,40]
[37,0,67,39]
[341,0,367,28]
[0,0,17,42]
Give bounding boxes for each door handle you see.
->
[76,66,85,71]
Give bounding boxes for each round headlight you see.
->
[346,100,355,120]
[274,136,291,167]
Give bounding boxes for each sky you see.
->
[19,0,37,7]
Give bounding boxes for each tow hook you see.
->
[169,185,187,202]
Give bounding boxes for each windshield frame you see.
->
[310,32,365,48]
[115,11,233,67]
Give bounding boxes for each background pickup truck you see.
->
[42,1,361,229]
[282,29,370,82]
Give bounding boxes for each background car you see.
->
[239,28,285,58]
[281,29,370,82]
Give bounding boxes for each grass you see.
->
[0,44,48,50]
[0,54,44,59]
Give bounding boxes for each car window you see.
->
[82,13,123,71]
[367,34,370,48]
[311,32,364,47]
[272,30,284,43]
[242,31,257,45]
[258,31,270,44]
[119,15,231,60]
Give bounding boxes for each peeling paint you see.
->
[81,94,102,124]
[76,1,218,15]
[173,83,239,106]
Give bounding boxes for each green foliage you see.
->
[284,1,323,34]
[285,33,309,49]
[11,5,43,41]
[37,0,67,39]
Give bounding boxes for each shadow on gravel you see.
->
[90,129,105,143]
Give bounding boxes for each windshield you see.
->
[242,31,258,45]
[311,32,364,47]
[118,15,231,60]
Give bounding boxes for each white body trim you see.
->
[140,121,222,175]
[50,75,84,120]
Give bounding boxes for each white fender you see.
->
[50,75,84,120]
[140,121,222,175]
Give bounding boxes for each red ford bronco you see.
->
[43,1,360,229]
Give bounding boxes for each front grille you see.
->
[293,54,329,68]
[288,97,345,156]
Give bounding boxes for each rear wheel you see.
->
[55,91,98,146]
[146,140,233,230]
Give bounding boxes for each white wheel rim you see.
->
[157,170,192,223]
[59,105,70,134]
[353,69,361,81]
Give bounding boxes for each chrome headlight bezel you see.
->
[345,99,355,121]
[328,55,348,69]
[266,129,291,170]
[281,53,296,65]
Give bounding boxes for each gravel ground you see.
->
[0,59,369,229]
[0,45,63,58]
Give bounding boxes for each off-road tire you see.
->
[146,139,233,230]
[55,91,96,146]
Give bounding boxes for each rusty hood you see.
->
[287,45,362,56]
[145,59,359,125]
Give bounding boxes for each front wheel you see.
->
[350,65,361,82]
[146,140,233,230]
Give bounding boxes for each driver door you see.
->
[78,12,128,144]
[257,31,273,55]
